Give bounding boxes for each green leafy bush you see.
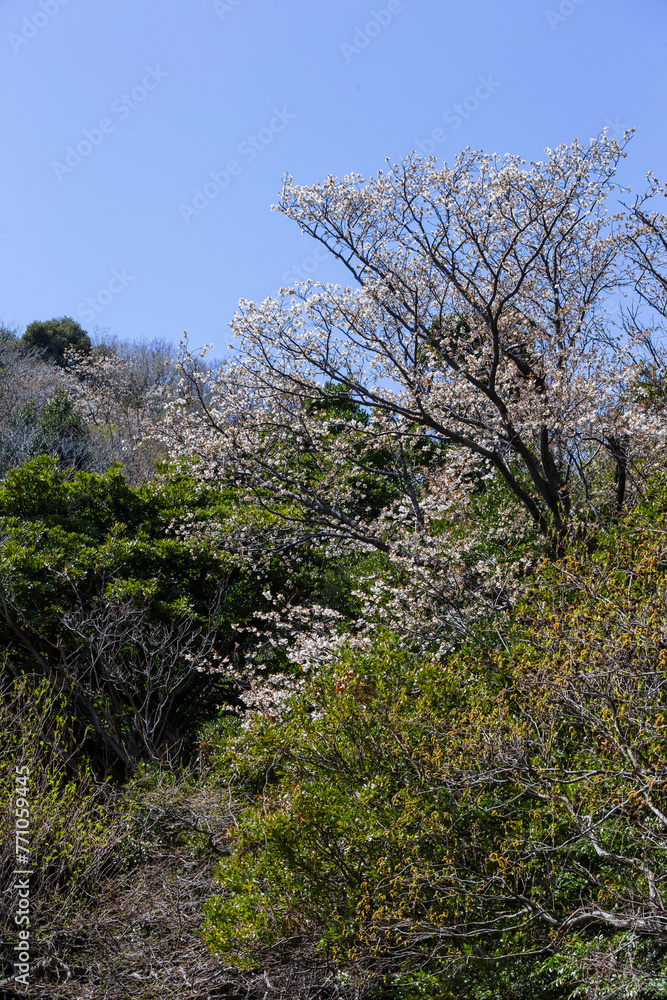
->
[21,317,91,366]
[203,494,667,998]
[0,458,254,772]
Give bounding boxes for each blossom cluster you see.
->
[69,134,667,705]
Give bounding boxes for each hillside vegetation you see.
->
[3,134,667,999]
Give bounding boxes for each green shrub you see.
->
[21,317,91,366]
[203,497,667,998]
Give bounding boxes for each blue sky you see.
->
[1,0,666,354]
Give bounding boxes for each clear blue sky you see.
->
[1,0,666,354]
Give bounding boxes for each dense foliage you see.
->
[21,317,91,366]
[0,455,366,777]
[203,493,667,997]
[3,135,667,998]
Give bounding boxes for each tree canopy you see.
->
[21,316,91,365]
[170,134,667,561]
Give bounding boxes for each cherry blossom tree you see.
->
[63,340,177,479]
[167,134,667,581]
[625,173,667,321]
